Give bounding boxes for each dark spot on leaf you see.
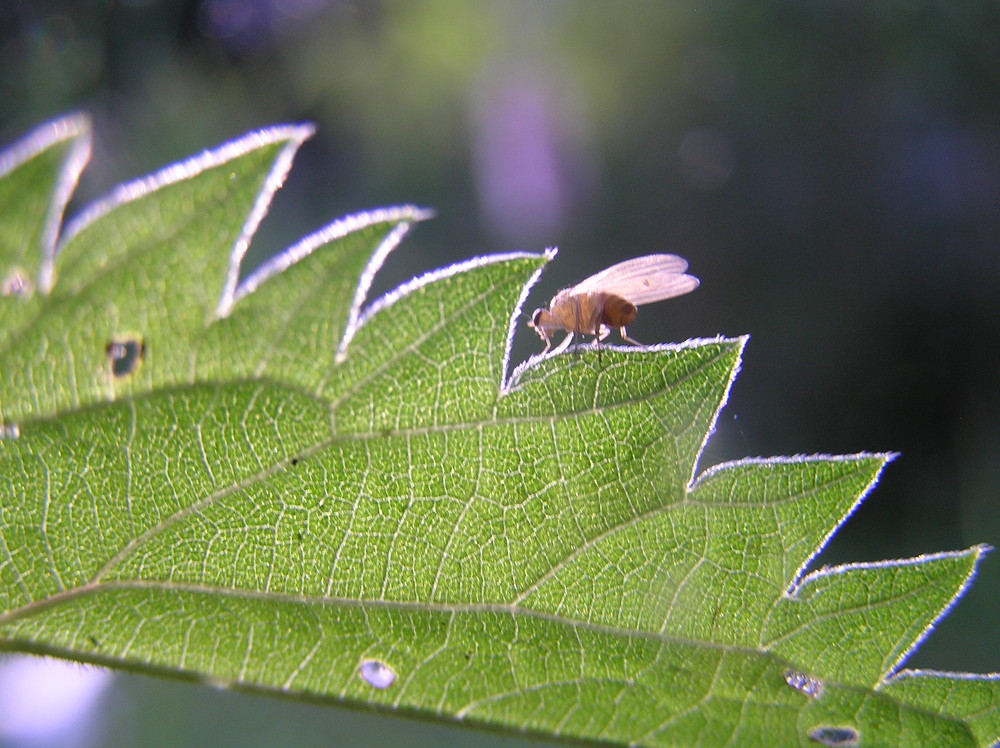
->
[88,635,100,647]
[464,651,473,660]
[784,669,823,698]
[295,531,303,542]
[809,726,859,746]
[359,659,396,689]
[710,604,723,629]
[291,457,300,466]
[380,428,392,438]
[106,338,145,378]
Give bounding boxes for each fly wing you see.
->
[571,254,699,305]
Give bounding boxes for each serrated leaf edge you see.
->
[499,246,557,388]
[46,122,315,317]
[791,544,993,680]
[337,249,551,384]
[229,203,435,339]
[888,667,1000,683]
[697,452,897,593]
[0,113,92,294]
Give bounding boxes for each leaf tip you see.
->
[0,112,93,294]
[216,124,320,315]
[333,207,439,361]
[501,247,560,390]
[0,111,91,180]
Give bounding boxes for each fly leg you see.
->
[550,332,574,356]
[619,327,643,347]
[532,328,552,354]
[594,324,612,362]
[529,316,554,354]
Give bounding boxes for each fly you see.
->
[528,254,699,354]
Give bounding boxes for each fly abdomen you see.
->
[598,293,638,328]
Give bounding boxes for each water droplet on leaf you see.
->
[359,659,396,689]
[809,725,859,746]
[784,669,823,698]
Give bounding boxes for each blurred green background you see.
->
[1,1,998,746]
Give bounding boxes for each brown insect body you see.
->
[594,292,639,329]
[529,254,698,354]
[531,291,636,343]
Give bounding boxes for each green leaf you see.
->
[1,116,996,747]
[0,113,90,344]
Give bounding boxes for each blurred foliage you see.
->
[1,0,998,745]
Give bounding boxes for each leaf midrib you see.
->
[0,573,799,661]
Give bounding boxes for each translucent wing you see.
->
[571,254,699,305]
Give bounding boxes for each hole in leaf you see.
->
[784,669,823,698]
[359,659,396,689]
[106,338,145,378]
[809,726,859,746]
[1,268,32,298]
[0,423,20,439]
